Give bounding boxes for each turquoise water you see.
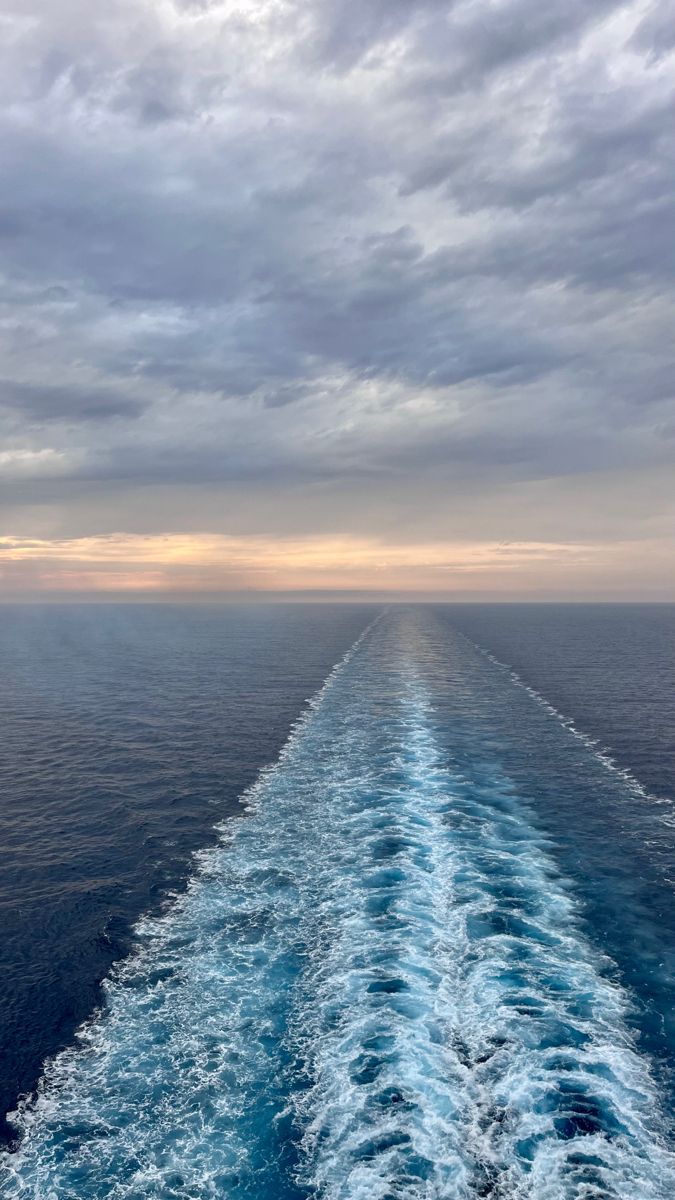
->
[3,606,674,1198]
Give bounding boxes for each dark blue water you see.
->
[1,603,674,1197]
[437,604,675,805]
[0,603,375,1144]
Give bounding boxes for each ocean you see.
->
[0,604,374,1144]
[1,602,674,1198]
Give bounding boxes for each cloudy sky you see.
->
[1,0,674,598]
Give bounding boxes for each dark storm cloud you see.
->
[0,0,673,552]
[0,380,143,423]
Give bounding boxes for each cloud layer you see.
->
[1,0,674,594]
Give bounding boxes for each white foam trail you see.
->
[284,671,675,1199]
[290,678,475,1198]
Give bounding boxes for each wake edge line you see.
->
[232,606,387,822]
[453,626,667,808]
[2,607,387,1144]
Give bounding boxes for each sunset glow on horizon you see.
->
[2,532,672,599]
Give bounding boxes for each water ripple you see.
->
[2,609,673,1199]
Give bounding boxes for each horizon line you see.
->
[2,592,674,605]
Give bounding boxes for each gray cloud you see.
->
[631,0,675,62]
[0,380,143,423]
[0,0,673,590]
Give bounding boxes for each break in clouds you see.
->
[0,0,674,590]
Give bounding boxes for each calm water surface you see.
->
[1,602,674,1199]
